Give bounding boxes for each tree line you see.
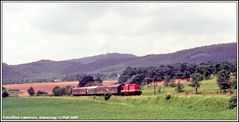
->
[63,72,118,82]
[118,61,237,94]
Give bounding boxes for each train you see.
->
[72,84,142,96]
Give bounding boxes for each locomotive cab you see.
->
[120,83,142,95]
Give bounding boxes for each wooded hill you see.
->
[2,42,237,84]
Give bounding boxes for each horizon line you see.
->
[3,41,237,65]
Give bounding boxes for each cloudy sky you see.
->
[2,2,237,65]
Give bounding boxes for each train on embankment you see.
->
[72,84,142,96]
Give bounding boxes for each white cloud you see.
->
[2,2,237,65]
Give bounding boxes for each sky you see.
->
[2,2,237,65]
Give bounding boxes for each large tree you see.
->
[130,74,145,84]
[77,75,94,87]
[191,73,203,94]
[217,70,232,93]
[118,67,137,84]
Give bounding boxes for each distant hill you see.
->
[66,53,138,64]
[2,42,237,84]
[112,43,237,67]
[93,43,237,72]
[2,63,28,82]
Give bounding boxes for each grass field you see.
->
[2,77,237,120]
[142,77,237,96]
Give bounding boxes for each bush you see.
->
[52,87,63,96]
[63,86,72,95]
[27,87,35,96]
[175,82,184,92]
[52,86,72,96]
[229,90,234,94]
[36,90,48,96]
[2,87,9,97]
[228,96,237,109]
[2,91,9,97]
[52,86,60,93]
[165,94,171,100]
[104,93,112,101]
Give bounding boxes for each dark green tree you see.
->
[130,74,145,84]
[63,86,72,95]
[118,75,129,84]
[77,75,94,87]
[184,71,191,81]
[204,70,211,80]
[175,82,184,92]
[217,70,232,93]
[2,87,9,97]
[214,63,222,74]
[27,87,35,96]
[52,86,60,93]
[191,73,203,94]
[104,93,112,101]
[163,75,171,86]
[52,86,61,96]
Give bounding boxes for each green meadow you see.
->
[2,77,237,120]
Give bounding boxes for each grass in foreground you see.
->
[2,95,237,120]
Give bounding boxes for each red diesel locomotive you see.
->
[72,84,142,96]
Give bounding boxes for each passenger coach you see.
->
[72,84,142,96]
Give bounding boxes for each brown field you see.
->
[3,80,118,96]
[3,79,188,96]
